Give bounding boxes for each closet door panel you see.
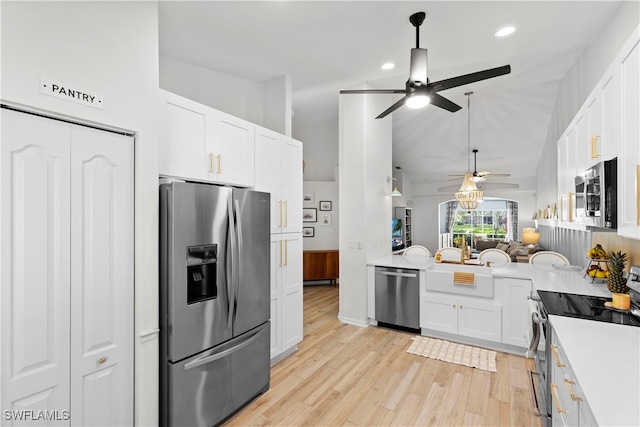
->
[70,126,134,426]
[1,108,71,420]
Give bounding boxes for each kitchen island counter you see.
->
[368,255,612,297]
[550,315,640,427]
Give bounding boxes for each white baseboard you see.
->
[337,313,369,327]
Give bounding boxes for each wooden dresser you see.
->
[303,250,339,286]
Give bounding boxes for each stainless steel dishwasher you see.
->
[374,266,420,331]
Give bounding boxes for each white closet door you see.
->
[69,126,134,426]
[1,108,72,422]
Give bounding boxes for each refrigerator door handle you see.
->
[234,199,243,317]
[183,326,263,371]
[227,196,237,329]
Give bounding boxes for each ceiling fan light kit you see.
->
[339,12,511,119]
[455,92,484,210]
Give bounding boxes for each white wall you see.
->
[1,2,160,425]
[263,75,292,136]
[302,181,339,250]
[159,55,264,125]
[338,91,392,326]
[296,117,339,182]
[536,1,640,207]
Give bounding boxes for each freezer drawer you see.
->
[162,322,270,427]
[375,267,420,330]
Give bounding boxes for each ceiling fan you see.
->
[449,149,511,182]
[339,12,511,119]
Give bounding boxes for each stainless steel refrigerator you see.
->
[159,181,270,427]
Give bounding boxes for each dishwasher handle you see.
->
[376,270,418,278]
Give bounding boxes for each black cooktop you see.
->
[537,290,640,327]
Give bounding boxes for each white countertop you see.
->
[550,315,640,427]
[368,255,613,297]
[368,254,640,425]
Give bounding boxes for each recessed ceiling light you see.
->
[381,62,395,70]
[495,26,515,37]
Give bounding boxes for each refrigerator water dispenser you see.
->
[186,244,217,304]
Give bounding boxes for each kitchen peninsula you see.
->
[367,254,640,427]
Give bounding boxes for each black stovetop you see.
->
[537,290,640,327]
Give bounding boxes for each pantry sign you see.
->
[40,78,104,109]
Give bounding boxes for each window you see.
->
[452,209,507,249]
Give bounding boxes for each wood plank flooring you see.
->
[226,285,542,426]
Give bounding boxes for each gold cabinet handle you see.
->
[550,384,568,414]
[591,135,601,159]
[98,357,107,364]
[284,200,288,227]
[278,240,282,267]
[636,166,640,226]
[284,239,288,266]
[550,344,566,368]
[208,153,214,173]
[278,201,283,227]
[564,379,583,402]
[216,154,221,174]
[568,192,574,222]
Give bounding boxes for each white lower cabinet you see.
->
[495,277,532,347]
[550,329,597,427]
[1,109,134,426]
[421,292,502,342]
[270,233,303,361]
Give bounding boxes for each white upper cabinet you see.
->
[159,90,212,181]
[618,27,640,239]
[557,129,575,222]
[599,68,621,162]
[584,60,622,169]
[213,110,255,187]
[254,126,303,234]
[159,89,255,187]
[556,25,639,237]
[573,112,587,175]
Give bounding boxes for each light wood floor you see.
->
[226,285,542,426]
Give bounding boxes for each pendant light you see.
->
[455,92,484,210]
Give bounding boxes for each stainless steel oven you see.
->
[527,293,551,427]
[575,158,617,228]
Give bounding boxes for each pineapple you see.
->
[607,251,629,294]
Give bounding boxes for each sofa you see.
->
[475,239,546,262]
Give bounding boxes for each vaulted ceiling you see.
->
[159,1,623,194]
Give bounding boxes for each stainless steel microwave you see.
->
[575,158,617,229]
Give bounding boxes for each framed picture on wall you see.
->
[320,214,331,226]
[302,227,314,237]
[302,208,317,222]
[303,193,315,203]
[319,201,332,211]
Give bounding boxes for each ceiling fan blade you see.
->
[410,48,428,85]
[483,173,511,178]
[430,92,462,112]
[340,89,406,94]
[428,65,511,92]
[376,95,408,119]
